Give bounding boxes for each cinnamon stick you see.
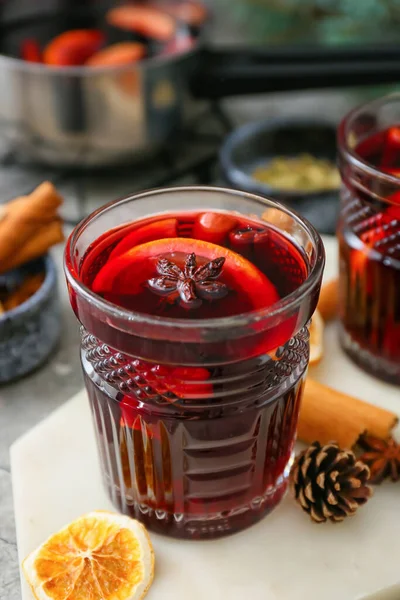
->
[317,278,338,321]
[2,220,64,274]
[298,378,398,449]
[0,182,63,268]
[3,273,45,311]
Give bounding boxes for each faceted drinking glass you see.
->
[338,95,400,384]
[64,186,324,538]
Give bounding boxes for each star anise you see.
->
[147,252,229,308]
[358,434,400,484]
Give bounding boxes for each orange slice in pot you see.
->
[86,42,146,67]
[107,6,176,41]
[43,30,105,66]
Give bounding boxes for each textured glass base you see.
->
[83,327,308,540]
[104,460,291,539]
[340,325,400,386]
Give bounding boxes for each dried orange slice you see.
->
[309,308,324,365]
[22,510,154,600]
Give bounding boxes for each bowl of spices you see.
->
[220,117,340,233]
[0,255,60,383]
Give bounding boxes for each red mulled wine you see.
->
[338,98,400,384]
[65,188,324,538]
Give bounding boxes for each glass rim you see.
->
[64,185,325,332]
[338,92,400,188]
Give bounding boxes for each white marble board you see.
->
[11,237,400,600]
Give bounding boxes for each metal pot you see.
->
[1,0,400,167]
[0,0,206,166]
[0,48,202,167]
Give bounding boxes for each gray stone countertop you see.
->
[0,75,387,598]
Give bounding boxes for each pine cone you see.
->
[290,441,372,523]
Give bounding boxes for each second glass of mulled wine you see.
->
[338,95,400,384]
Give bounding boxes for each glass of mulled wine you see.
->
[64,186,324,539]
[338,95,400,385]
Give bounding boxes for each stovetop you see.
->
[0,102,338,235]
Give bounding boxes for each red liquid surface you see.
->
[339,127,400,383]
[75,211,313,538]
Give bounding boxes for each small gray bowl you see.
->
[0,255,61,384]
[219,117,340,234]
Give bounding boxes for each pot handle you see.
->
[191,46,400,98]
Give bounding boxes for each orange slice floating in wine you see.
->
[109,218,178,259]
[93,237,280,312]
[192,212,238,245]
